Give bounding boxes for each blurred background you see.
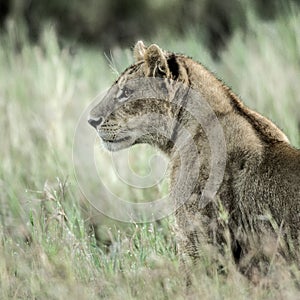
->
[1,0,300,56]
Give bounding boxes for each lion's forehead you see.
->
[117,74,127,87]
[116,62,144,84]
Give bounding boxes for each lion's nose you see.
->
[88,116,103,129]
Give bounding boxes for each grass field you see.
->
[0,8,300,299]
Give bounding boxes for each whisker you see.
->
[104,51,120,77]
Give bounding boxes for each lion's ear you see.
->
[134,41,146,62]
[144,44,170,77]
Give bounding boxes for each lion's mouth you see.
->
[100,135,131,144]
[96,128,135,151]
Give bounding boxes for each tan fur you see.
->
[89,41,300,279]
[133,40,146,62]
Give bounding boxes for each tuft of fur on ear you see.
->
[144,44,170,77]
[134,41,146,62]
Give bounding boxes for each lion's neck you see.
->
[183,57,289,145]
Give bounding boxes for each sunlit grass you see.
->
[0,7,299,299]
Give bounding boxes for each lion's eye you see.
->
[117,86,133,102]
[123,88,130,97]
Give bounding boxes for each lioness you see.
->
[88,41,300,279]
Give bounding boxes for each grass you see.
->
[0,7,300,299]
